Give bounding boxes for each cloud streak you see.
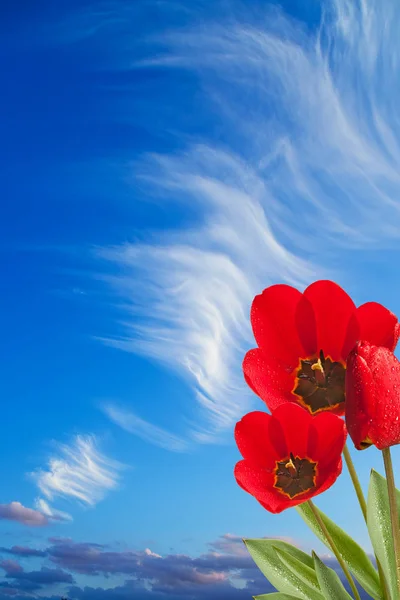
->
[34,498,73,523]
[30,435,123,506]
[0,546,47,558]
[101,402,188,452]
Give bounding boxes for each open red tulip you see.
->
[243,280,400,415]
[346,341,400,450]
[234,403,347,513]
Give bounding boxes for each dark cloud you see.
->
[46,537,253,585]
[0,534,373,600]
[0,559,74,594]
[0,547,47,558]
[0,534,268,599]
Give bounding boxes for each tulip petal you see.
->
[356,302,400,352]
[366,346,400,449]
[235,412,276,469]
[250,284,304,368]
[234,460,286,513]
[300,280,357,362]
[315,458,343,496]
[345,347,375,450]
[270,403,311,459]
[310,412,347,471]
[243,348,295,411]
[295,294,318,357]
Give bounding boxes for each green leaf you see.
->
[312,551,353,600]
[273,547,321,590]
[296,503,381,599]
[252,538,316,568]
[254,594,301,600]
[244,539,324,600]
[367,470,398,600]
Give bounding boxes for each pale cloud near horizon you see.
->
[94,0,400,443]
[30,435,123,507]
[0,502,48,527]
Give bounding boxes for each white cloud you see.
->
[34,498,73,523]
[96,0,400,442]
[101,402,188,452]
[144,548,162,558]
[30,435,123,506]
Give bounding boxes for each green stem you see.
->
[343,445,367,519]
[343,444,390,600]
[382,447,400,598]
[307,499,361,600]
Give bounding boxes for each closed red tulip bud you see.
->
[346,341,400,450]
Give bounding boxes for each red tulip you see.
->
[346,341,400,450]
[234,403,346,513]
[243,280,400,415]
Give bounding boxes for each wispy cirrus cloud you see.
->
[30,435,123,506]
[100,402,188,452]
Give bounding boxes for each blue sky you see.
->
[2,0,400,598]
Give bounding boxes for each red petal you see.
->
[314,457,343,497]
[295,295,317,357]
[364,345,400,449]
[250,284,304,368]
[243,348,295,411]
[345,344,375,450]
[356,302,400,352]
[311,412,347,471]
[341,313,360,360]
[234,412,276,469]
[270,403,312,459]
[234,460,287,513]
[299,280,357,362]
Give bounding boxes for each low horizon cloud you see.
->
[0,502,48,528]
[0,532,369,599]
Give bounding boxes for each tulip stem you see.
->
[343,444,390,600]
[343,444,367,519]
[307,499,361,600]
[382,447,400,598]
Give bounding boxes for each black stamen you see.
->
[293,352,345,414]
[274,455,317,498]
